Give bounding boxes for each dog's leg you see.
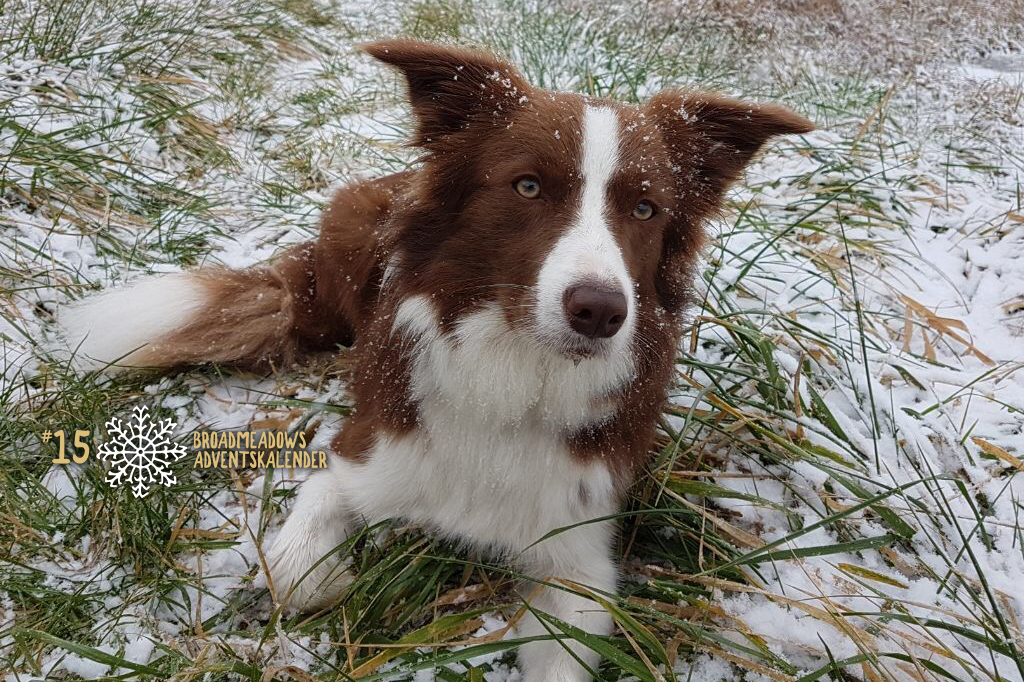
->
[264,461,353,611]
[516,537,618,682]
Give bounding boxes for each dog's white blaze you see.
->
[535,105,635,352]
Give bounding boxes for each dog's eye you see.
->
[632,200,655,221]
[514,176,541,199]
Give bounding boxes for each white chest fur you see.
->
[335,296,630,567]
[267,296,624,682]
[340,421,616,568]
[392,295,634,430]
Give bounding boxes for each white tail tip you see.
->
[57,273,208,372]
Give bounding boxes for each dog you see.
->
[60,39,812,681]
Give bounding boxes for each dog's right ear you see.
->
[363,39,530,149]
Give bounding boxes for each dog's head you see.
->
[368,39,812,362]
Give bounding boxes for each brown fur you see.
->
[145,39,812,483]
[138,257,309,370]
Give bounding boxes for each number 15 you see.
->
[51,430,90,464]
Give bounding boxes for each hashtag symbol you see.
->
[41,430,52,443]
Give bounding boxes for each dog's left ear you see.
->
[646,91,813,197]
[364,39,530,150]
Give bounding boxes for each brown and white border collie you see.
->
[60,39,811,681]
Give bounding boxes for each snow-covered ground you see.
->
[1,1,1022,680]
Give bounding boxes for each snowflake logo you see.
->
[97,405,187,498]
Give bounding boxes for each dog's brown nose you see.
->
[564,285,628,339]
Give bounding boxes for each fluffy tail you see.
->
[58,244,323,372]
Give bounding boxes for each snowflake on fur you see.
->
[97,405,186,498]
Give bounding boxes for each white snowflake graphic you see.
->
[96,405,187,498]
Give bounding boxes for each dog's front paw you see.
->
[518,649,594,682]
[520,667,592,682]
[264,524,351,611]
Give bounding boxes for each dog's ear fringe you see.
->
[647,90,814,190]
[362,39,531,149]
